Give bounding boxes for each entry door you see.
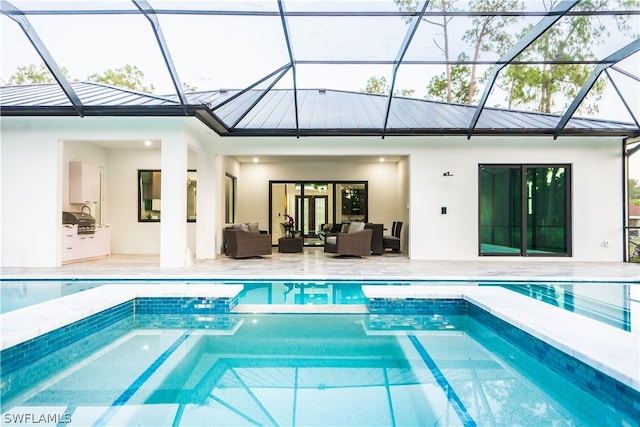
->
[296,195,328,238]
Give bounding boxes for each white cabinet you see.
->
[69,161,100,204]
[93,225,111,257]
[61,225,110,264]
[61,225,79,263]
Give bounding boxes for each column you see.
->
[160,136,188,267]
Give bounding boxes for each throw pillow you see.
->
[348,222,365,233]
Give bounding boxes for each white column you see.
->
[195,145,218,259]
[160,136,188,267]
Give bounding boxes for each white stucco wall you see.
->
[0,116,628,267]
[407,136,623,261]
[1,116,205,267]
[1,121,62,267]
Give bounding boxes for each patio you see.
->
[2,249,639,282]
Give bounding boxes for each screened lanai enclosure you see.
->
[2,1,638,136]
[1,0,640,261]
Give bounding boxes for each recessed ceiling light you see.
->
[253,158,259,163]
[144,140,152,147]
[379,157,385,162]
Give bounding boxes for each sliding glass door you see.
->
[479,165,571,256]
[270,181,367,246]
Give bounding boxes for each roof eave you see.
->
[2,106,637,139]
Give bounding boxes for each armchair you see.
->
[324,222,373,257]
[223,228,272,259]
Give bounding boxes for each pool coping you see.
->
[0,284,242,351]
[362,285,640,392]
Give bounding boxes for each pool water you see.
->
[2,313,633,426]
[2,280,637,335]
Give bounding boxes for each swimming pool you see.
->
[2,280,637,333]
[2,312,636,426]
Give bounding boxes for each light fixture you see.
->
[144,140,152,147]
[443,171,454,177]
[253,157,259,163]
[379,157,385,162]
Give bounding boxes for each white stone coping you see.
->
[362,285,640,392]
[0,284,243,351]
[234,304,369,314]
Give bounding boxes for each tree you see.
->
[87,64,155,93]
[182,82,198,93]
[461,0,523,103]
[426,58,472,103]
[387,0,522,104]
[406,0,458,102]
[500,0,638,114]
[630,179,640,205]
[6,64,70,85]
[362,76,415,97]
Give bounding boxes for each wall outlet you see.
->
[604,240,609,247]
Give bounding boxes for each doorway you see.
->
[269,181,368,246]
[296,195,328,243]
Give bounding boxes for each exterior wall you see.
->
[1,116,202,267]
[1,121,62,267]
[407,136,623,261]
[0,116,626,267]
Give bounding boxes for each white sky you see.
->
[631,151,640,181]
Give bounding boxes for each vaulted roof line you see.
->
[2,83,638,138]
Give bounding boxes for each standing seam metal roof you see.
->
[1,83,637,138]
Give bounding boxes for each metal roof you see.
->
[1,82,637,137]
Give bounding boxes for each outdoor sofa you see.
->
[223,225,272,258]
[324,222,373,257]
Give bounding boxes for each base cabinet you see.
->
[62,225,111,264]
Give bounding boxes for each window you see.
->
[138,170,197,222]
[479,165,571,256]
[225,173,236,224]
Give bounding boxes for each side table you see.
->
[278,237,303,253]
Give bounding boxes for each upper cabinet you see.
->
[69,161,100,204]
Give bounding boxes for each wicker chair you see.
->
[223,229,272,259]
[324,226,373,257]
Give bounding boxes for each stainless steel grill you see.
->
[63,211,96,234]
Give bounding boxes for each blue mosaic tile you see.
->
[365,314,467,331]
[468,303,640,420]
[135,313,241,330]
[0,301,133,379]
[1,313,133,403]
[134,296,237,315]
[366,297,468,315]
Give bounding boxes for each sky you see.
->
[631,152,640,181]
